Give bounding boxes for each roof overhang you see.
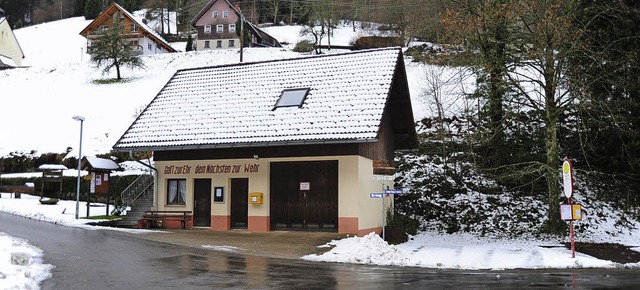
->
[113,138,378,153]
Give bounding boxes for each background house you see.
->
[0,13,25,68]
[190,0,280,50]
[113,48,417,235]
[79,3,176,55]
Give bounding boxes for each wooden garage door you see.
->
[270,160,338,231]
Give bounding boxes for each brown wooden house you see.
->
[79,3,177,55]
[190,0,281,50]
[113,48,417,235]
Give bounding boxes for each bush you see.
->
[353,36,404,50]
[293,40,314,53]
[384,211,420,244]
[39,198,59,205]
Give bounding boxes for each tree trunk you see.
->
[115,61,121,80]
[543,54,563,234]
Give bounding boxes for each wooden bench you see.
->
[141,210,192,229]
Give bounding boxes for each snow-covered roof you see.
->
[38,164,68,171]
[114,48,416,151]
[82,156,122,171]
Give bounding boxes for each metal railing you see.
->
[118,172,154,213]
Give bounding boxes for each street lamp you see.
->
[72,115,85,219]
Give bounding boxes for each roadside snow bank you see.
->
[0,233,53,290]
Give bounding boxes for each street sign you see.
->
[384,189,403,195]
[562,160,573,198]
[370,193,383,198]
[373,175,394,181]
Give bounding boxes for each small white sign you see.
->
[251,196,258,203]
[90,173,95,193]
[373,175,394,181]
[300,182,310,191]
[95,174,102,186]
[560,204,573,220]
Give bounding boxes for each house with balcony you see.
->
[79,3,176,56]
[191,0,280,50]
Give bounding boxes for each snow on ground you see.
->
[303,232,640,270]
[0,233,52,290]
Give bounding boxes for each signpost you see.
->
[371,186,404,241]
[561,159,577,258]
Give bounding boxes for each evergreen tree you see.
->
[88,17,144,80]
[185,34,193,51]
[84,0,102,20]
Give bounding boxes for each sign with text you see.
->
[560,204,573,220]
[384,189,403,195]
[370,193,384,198]
[300,182,310,191]
[163,163,261,175]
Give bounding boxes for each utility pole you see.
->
[235,3,244,62]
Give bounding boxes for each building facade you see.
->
[191,0,280,51]
[79,3,176,55]
[114,48,417,235]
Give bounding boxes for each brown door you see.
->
[270,161,338,231]
[230,178,248,228]
[193,179,212,227]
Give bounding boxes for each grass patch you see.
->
[92,78,130,85]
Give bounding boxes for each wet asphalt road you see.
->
[1,212,639,290]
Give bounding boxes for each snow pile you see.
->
[0,233,53,290]
[303,232,409,266]
[304,231,624,270]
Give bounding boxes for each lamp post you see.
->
[72,115,85,219]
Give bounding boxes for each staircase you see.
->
[113,173,154,228]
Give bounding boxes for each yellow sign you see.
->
[563,162,571,174]
[249,192,263,204]
[572,204,582,220]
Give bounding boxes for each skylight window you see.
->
[274,88,310,109]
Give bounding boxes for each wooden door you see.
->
[270,161,338,231]
[193,179,212,227]
[230,178,248,228]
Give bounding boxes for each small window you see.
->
[204,25,212,33]
[274,88,310,109]
[213,10,218,18]
[229,24,236,32]
[216,40,222,48]
[130,24,137,31]
[167,179,187,205]
[148,43,152,50]
[228,39,235,47]
[204,40,210,48]
[216,24,224,32]
[223,10,228,18]
[99,25,108,30]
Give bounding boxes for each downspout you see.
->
[129,150,159,210]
